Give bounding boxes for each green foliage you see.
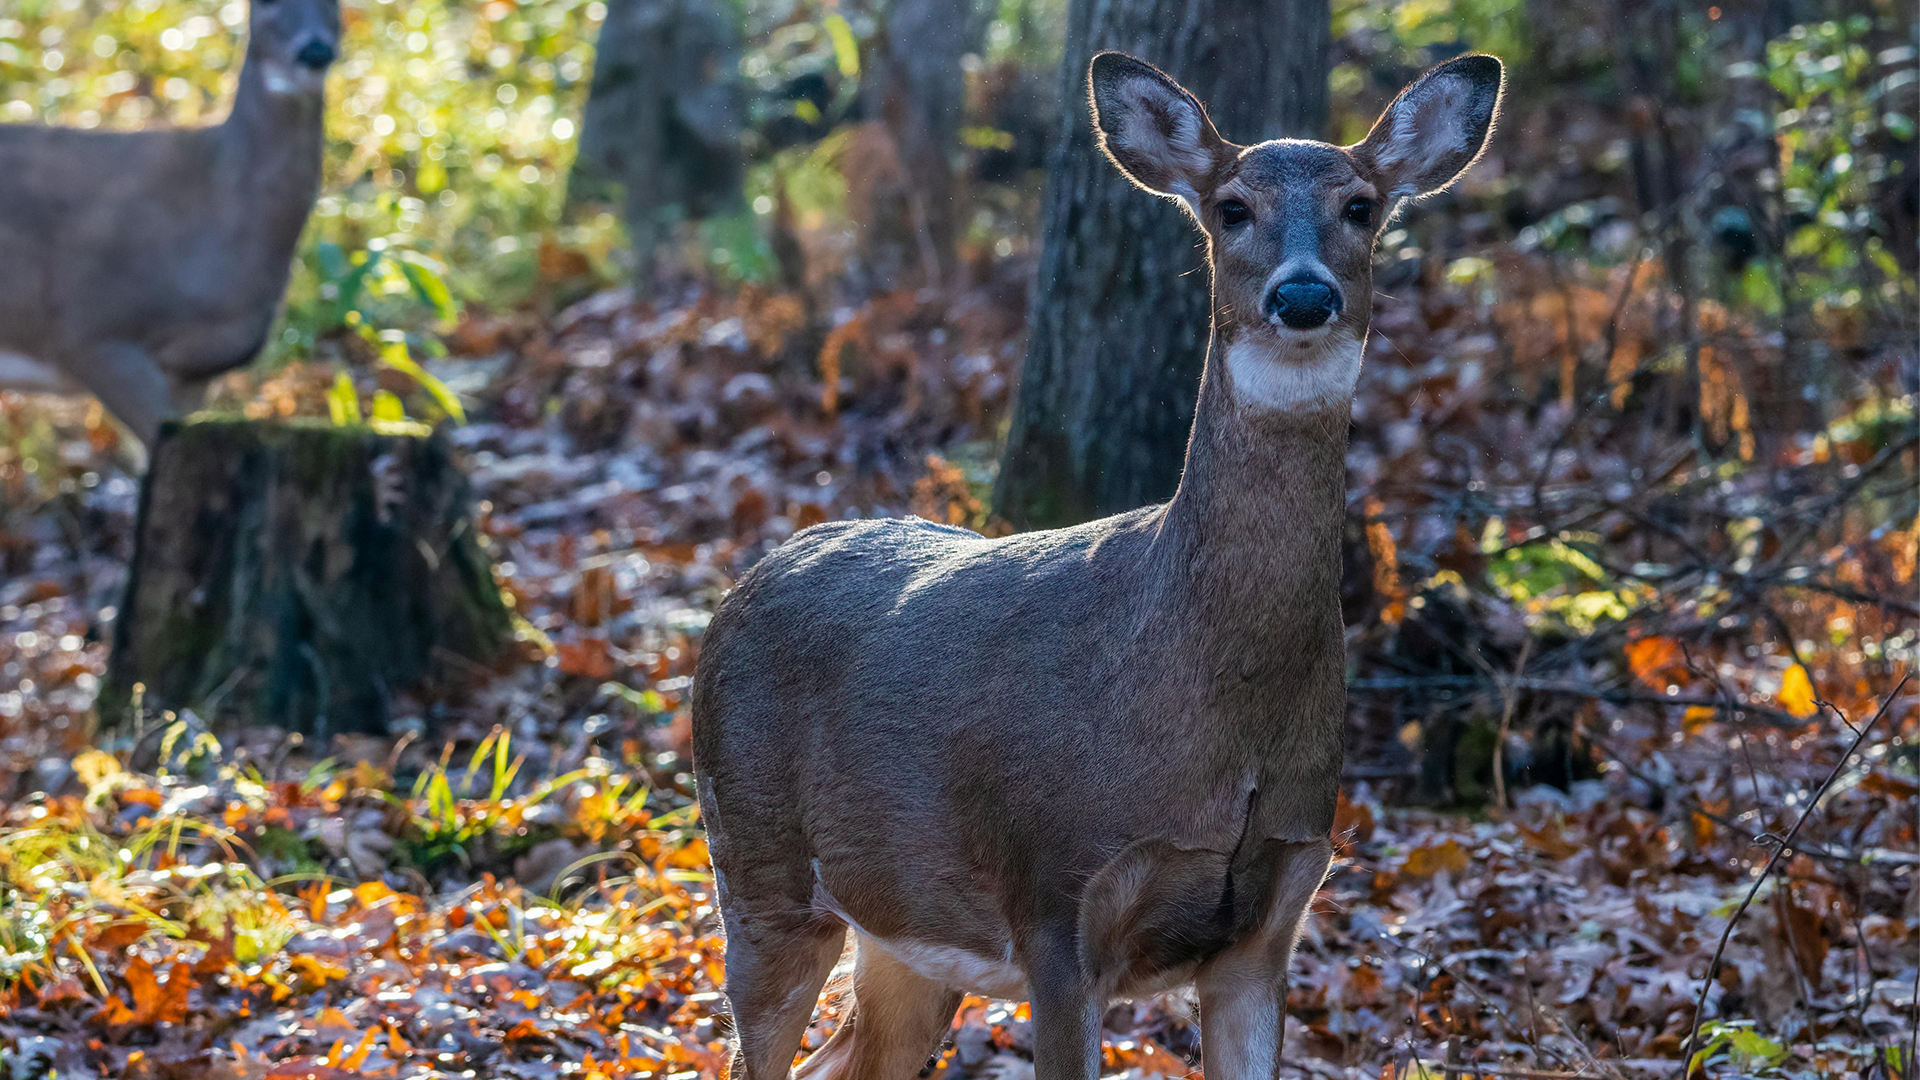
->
[1329,0,1528,141]
[0,801,292,987]
[1741,19,1915,319]
[1483,524,1640,631]
[1689,1020,1790,1076]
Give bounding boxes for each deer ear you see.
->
[1354,54,1503,203]
[1088,52,1230,205]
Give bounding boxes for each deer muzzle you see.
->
[1265,279,1341,331]
[294,38,337,70]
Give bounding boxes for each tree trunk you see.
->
[854,0,989,289]
[993,0,1328,529]
[99,419,513,740]
[569,0,745,267]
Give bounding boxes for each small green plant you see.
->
[0,805,286,990]
[1688,1019,1790,1076]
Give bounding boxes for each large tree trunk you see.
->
[993,0,1328,529]
[569,0,745,269]
[852,0,989,290]
[98,419,513,741]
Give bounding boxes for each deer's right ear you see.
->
[1353,54,1504,204]
[1088,52,1229,206]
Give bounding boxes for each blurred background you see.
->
[0,0,1913,1075]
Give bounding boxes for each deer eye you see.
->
[1217,200,1251,228]
[1345,198,1374,227]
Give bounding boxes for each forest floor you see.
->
[0,253,1912,1080]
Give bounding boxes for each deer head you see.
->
[249,0,341,96]
[1089,51,1503,412]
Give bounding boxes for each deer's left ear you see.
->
[1354,54,1504,203]
[1088,52,1232,207]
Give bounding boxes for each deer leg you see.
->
[722,919,846,1080]
[1192,839,1332,1080]
[79,342,175,447]
[796,936,962,1080]
[168,373,216,420]
[1026,929,1101,1080]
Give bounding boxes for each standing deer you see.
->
[0,0,340,445]
[693,51,1502,1080]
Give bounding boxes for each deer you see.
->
[692,50,1502,1080]
[0,0,340,446]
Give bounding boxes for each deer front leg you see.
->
[1193,839,1331,1080]
[168,373,217,422]
[1026,927,1102,1080]
[79,341,176,447]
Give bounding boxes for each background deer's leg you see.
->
[722,919,845,1080]
[81,341,175,446]
[1192,839,1332,1080]
[795,936,962,1080]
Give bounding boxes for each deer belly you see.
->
[863,936,1028,998]
[811,860,1027,996]
[0,352,77,393]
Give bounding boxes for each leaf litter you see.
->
[0,205,1910,1080]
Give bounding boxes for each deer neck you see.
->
[1149,321,1353,660]
[217,44,326,236]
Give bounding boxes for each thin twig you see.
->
[1349,675,1803,726]
[1492,637,1533,811]
[1676,672,1911,1078]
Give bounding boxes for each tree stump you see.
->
[99,418,513,739]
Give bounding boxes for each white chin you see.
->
[1225,329,1363,412]
[261,62,326,95]
[1267,320,1335,340]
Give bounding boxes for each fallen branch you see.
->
[1676,672,1911,1079]
[1348,675,1804,726]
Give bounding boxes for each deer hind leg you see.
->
[722,919,846,1080]
[1193,838,1332,1080]
[795,936,962,1080]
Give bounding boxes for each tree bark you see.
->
[569,0,745,267]
[993,0,1329,529]
[99,419,513,740]
[855,0,989,289]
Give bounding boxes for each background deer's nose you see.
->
[295,39,337,70]
[1266,280,1340,330]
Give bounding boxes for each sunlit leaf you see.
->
[1779,663,1820,718]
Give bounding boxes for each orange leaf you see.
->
[1402,839,1470,878]
[664,836,712,870]
[1778,664,1819,719]
[342,1029,379,1072]
[124,958,191,1026]
[1625,635,1687,690]
[1134,1039,1191,1078]
[1332,789,1375,848]
[290,955,348,988]
[557,638,617,680]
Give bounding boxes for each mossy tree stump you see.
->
[100,419,513,739]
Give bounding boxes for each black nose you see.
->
[295,39,336,70]
[1266,281,1340,330]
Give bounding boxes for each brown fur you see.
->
[694,51,1502,1080]
[0,0,339,444]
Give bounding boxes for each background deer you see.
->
[693,50,1501,1080]
[0,0,339,446]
